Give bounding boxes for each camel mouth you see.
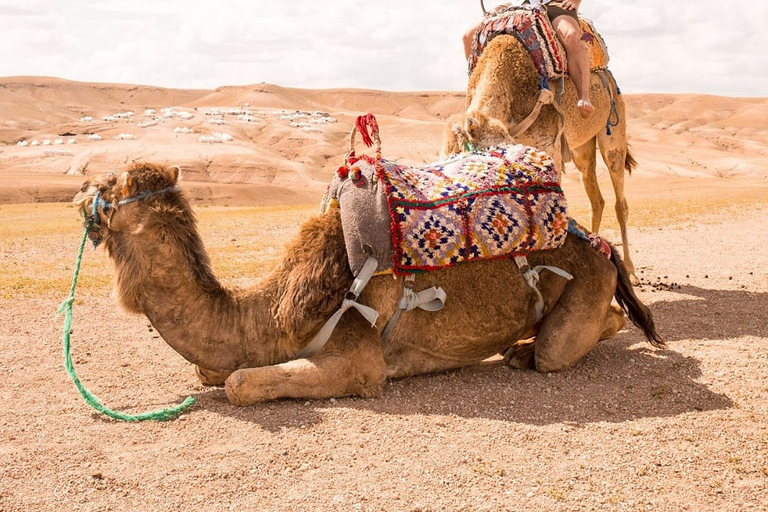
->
[72,181,112,247]
[73,185,98,210]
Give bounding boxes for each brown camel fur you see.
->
[442,34,639,284]
[73,163,663,406]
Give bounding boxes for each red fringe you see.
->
[355,114,379,148]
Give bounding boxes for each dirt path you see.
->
[1,181,767,511]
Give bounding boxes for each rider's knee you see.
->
[558,29,582,50]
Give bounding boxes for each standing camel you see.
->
[442,32,639,284]
[73,163,662,406]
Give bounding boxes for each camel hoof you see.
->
[224,371,249,406]
[629,274,640,287]
[195,366,232,387]
[502,340,536,370]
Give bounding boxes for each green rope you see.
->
[57,227,196,421]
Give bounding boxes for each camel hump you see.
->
[326,141,569,277]
[468,7,610,81]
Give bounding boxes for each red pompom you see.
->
[337,165,349,179]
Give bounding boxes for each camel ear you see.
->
[118,171,137,199]
[168,165,181,184]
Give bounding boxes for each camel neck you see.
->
[104,204,286,372]
[467,35,540,122]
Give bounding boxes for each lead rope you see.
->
[56,225,196,421]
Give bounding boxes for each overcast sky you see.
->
[1,0,766,97]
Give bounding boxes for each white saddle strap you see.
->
[514,255,573,321]
[381,277,447,346]
[292,256,380,360]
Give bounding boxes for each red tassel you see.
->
[355,113,379,148]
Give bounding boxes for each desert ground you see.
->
[1,77,767,511]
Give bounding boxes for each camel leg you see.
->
[599,304,627,340]
[195,366,233,386]
[532,262,617,373]
[571,137,605,233]
[502,337,537,370]
[504,304,624,371]
[224,314,387,406]
[597,130,638,285]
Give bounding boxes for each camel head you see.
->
[73,163,181,247]
[440,110,515,158]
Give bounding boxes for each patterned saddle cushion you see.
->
[324,144,569,276]
[468,6,609,80]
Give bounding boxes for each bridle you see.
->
[81,185,179,247]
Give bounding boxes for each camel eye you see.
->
[80,182,90,192]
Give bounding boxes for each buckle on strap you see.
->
[292,256,380,360]
[514,255,573,322]
[381,275,447,347]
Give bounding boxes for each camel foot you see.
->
[224,370,250,406]
[599,305,627,340]
[195,366,232,387]
[578,99,595,118]
[629,273,640,287]
[502,338,537,370]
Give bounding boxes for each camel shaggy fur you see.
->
[73,163,663,406]
[443,34,639,284]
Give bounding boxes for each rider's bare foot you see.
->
[578,99,595,118]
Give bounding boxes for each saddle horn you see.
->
[480,0,487,15]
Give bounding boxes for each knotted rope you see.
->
[56,226,196,422]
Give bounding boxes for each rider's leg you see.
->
[551,15,594,117]
[463,21,482,61]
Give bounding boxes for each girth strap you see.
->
[507,87,569,164]
[292,256,380,360]
[514,255,573,322]
[381,275,446,347]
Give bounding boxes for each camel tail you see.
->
[609,244,665,348]
[625,147,637,175]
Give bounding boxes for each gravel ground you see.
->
[1,199,766,512]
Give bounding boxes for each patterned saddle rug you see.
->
[468,5,609,81]
[324,143,569,276]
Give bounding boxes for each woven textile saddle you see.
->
[467,5,609,82]
[323,115,569,277]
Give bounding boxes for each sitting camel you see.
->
[443,29,639,284]
[73,162,662,406]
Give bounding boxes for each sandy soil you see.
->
[1,77,767,511]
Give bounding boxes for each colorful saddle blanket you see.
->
[468,6,609,80]
[324,144,569,276]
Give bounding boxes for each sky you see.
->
[1,0,766,97]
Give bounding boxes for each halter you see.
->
[84,185,179,247]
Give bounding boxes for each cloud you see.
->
[0,0,765,96]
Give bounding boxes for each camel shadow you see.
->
[197,284,765,431]
[641,284,768,342]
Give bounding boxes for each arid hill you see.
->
[0,76,766,205]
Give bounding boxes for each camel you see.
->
[442,32,639,284]
[73,162,663,406]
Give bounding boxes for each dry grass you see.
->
[2,177,766,300]
[561,175,768,231]
[0,203,317,300]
